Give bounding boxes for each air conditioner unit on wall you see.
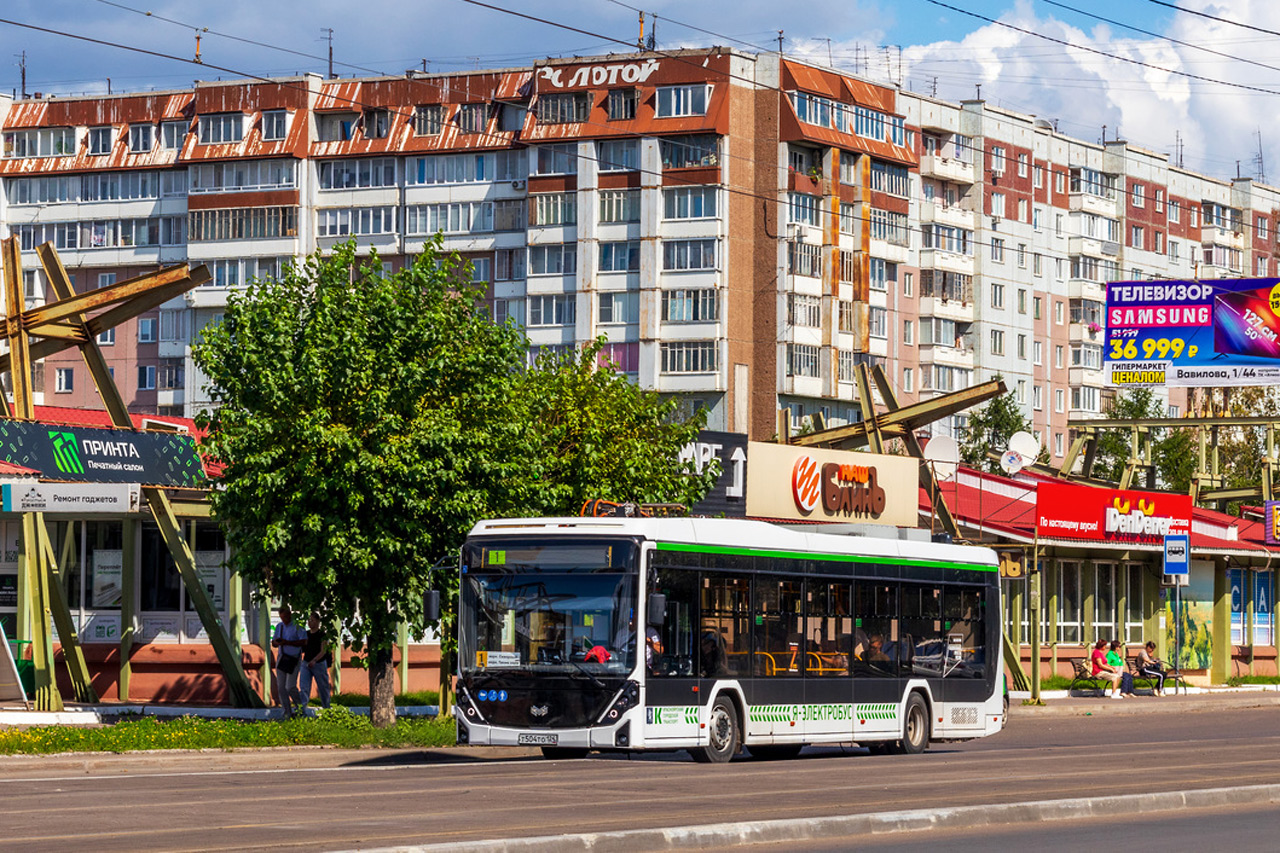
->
[511,179,526,190]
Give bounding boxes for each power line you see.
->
[920,0,1280,97]
[1147,0,1280,40]
[1041,0,1280,76]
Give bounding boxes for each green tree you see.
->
[195,242,714,725]
[960,376,1032,473]
[1092,388,1164,484]
[195,241,534,725]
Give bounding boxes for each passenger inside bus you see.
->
[699,628,729,678]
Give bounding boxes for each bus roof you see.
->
[466,517,997,570]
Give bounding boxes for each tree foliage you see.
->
[194,241,712,723]
[960,377,1032,473]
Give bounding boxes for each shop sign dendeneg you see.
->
[1035,481,1191,545]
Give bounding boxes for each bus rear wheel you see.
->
[892,693,930,755]
[691,696,740,764]
[541,746,589,760]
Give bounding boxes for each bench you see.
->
[1128,656,1188,696]
[1068,658,1112,696]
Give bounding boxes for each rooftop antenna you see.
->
[1255,128,1267,184]
[824,38,833,67]
[975,83,981,99]
[646,15,657,50]
[16,51,27,99]
[321,28,335,79]
[777,30,785,55]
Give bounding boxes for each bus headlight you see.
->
[601,680,640,722]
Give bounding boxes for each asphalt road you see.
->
[3,704,1280,852]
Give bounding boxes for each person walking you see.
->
[298,613,332,712]
[272,604,306,717]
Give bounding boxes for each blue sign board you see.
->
[1163,534,1189,575]
[1104,277,1280,388]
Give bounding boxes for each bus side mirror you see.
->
[424,590,441,623]
[647,593,667,627]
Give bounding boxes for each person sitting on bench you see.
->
[1091,638,1125,699]
[1137,641,1168,697]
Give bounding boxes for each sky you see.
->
[2,0,1279,181]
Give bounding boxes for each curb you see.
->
[335,783,1280,852]
[0,704,439,727]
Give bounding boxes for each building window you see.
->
[787,294,822,328]
[198,114,244,144]
[659,134,718,168]
[1072,386,1100,413]
[159,359,185,391]
[138,318,157,344]
[598,139,639,171]
[902,367,914,392]
[597,291,636,324]
[1017,152,1028,177]
[98,328,115,346]
[786,344,821,378]
[1131,183,1144,207]
[1169,200,1181,223]
[532,143,577,175]
[55,368,73,393]
[990,329,1005,356]
[990,282,1005,309]
[870,209,909,246]
[1155,189,1165,212]
[1055,300,1064,324]
[868,161,909,197]
[262,110,287,141]
[598,241,640,272]
[990,238,1005,262]
[191,160,295,193]
[528,294,576,326]
[1055,388,1065,412]
[1055,345,1064,368]
[412,105,443,136]
[664,239,717,271]
[869,258,895,292]
[903,272,914,296]
[662,288,718,323]
[656,84,710,117]
[495,248,526,281]
[88,127,113,155]
[318,157,396,189]
[1017,243,1027,268]
[1017,334,1027,359]
[1131,225,1144,250]
[869,307,887,339]
[606,88,639,121]
[1034,164,1043,187]
[536,93,591,124]
[128,124,153,152]
[189,207,298,241]
[838,300,855,332]
[3,127,75,158]
[137,365,157,391]
[903,319,914,345]
[528,243,577,275]
[663,186,717,219]
[159,309,187,342]
[991,193,1006,219]
[1033,384,1043,411]
[661,341,718,373]
[990,145,1005,175]
[456,104,490,134]
[160,120,187,150]
[599,189,641,223]
[1055,432,1064,456]
[788,192,821,226]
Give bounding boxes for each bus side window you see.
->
[806,580,852,676]
[652,568,697,678]
[752,575,803,677]
[701,573,750,677]
[854,580,898,678]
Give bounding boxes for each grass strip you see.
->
[0,706,456,755]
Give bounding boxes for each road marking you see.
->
[3,757,540,785]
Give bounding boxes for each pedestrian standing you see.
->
[298,613,332,712]
[272,604,306,717]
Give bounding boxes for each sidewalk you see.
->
[1010,683,1280,717]
[0,701,439,727]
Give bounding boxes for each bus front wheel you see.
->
[691,696,740,764]
[893,693,930,755]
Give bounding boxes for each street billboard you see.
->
[1103,277,1280,388]
[1035,481,1192,546]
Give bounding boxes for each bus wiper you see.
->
[565,659,607,689]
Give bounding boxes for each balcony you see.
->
[919,294,975,324]
[1068,279,1107,303]
[868,237,910,265]
[1068,322,1105,345]
[1069,366,1106,387]
[1202,227,1244,250]
[920,201,977,230]
[919,343,975,369]
[1068,192,1118,217]
[920,154,976,184]
[918,249,974,275]
[1068,236,1119,258]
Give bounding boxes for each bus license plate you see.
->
[518,733,558,746]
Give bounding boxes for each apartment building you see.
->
[3,47,1279,454]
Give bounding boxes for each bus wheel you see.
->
[541,746,589,760]
[748,744,803,761]
[896,693,930,755]
[692,696,740,764]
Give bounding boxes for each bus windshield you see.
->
[459,538,639,676]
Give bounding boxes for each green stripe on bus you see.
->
[655,541,997,572]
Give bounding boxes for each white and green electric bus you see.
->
[455,516,1003,762]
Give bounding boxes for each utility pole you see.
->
[322,28,335,79]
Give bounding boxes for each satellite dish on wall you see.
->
[999,449,1025,475]
[1009,431,1041,463]
[922,435,960,481]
